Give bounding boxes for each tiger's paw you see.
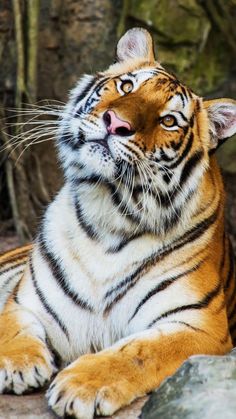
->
[47,353,140,418]
[0,339,57,395]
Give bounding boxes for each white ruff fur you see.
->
[0,63,222,366]
[17,180,209,363]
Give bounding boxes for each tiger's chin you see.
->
[78,141,118,179]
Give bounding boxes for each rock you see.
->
[127,0,234,96]
[141,349,236,419]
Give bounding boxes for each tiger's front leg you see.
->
[47,326,231,419]
[0,298,57,394]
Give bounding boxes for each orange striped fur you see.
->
[0,28,235,418]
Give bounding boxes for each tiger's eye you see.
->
[121,81,133,94]
[162,115,177,127]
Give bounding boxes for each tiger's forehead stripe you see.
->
[76,66,193,121]
[165,94,193,119]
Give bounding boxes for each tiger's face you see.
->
[58,28,236,235]
[59,55,207,182]
[76,67,201,175]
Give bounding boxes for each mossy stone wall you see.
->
[123,0,236,172]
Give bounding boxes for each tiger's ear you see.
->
[116,28,155,63]
[204,98,236,150]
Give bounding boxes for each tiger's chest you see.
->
[17,233,195,364]
[14,186,200,363]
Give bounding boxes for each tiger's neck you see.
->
[66,167,215,253]
[40,161,222,289]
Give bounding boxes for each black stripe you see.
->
[60,131,85,151]
[1,270,24,289]
[159,148,174,162]
[180,151,203,186]
[75,175,141,228]
[163,320,205,333]
[175,92,185,108]
[29,258,69,339]
[103,207,219,314]
[38,235,94,312]
[0,261,27,276]
[170,139,182,151]
[103,262,150,315]
[129,262,202,322]
[188,89,193,99]
[166,131,194,170]
[162,207,182,232]
[157,189,178,208]
[75,198,97,240]
[83,76,110,111]
[189,114,194,128]
[74,175,143,251]
[148,280,222,328]
[162,172,172,184]
[125,143,141,159]
[155,69,175,79]
[220,330,230,345]
[74,76,97,106]
[73,174,102,185]
[176,110,188,123]
[174,207,219,248]
[0,251,29,269]
[107,182,141,227]
[0,249,29,268]
[131,184,179,210]
[106,232,143,253]
[0,244,30,257]
[180,85,189,102]
[195,99,201,112]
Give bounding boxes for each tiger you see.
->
[0,27,236,418]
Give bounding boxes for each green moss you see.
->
[120,0,235,172]
[217,136,236,173]
[124,0,232,95]
[129,0,208,43]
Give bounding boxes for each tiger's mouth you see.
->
[89,139,110,151]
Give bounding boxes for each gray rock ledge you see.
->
[141,349,236,419]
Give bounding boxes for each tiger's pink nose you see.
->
[103,110,134,136]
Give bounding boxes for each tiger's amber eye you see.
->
[162,115,177,127]
[121,81,133,94]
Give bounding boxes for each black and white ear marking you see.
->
[116,27,155,63]
[204,99,236,150]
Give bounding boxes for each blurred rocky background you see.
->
[0,0,235,249]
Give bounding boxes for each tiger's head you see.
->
[58,28,236,237]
